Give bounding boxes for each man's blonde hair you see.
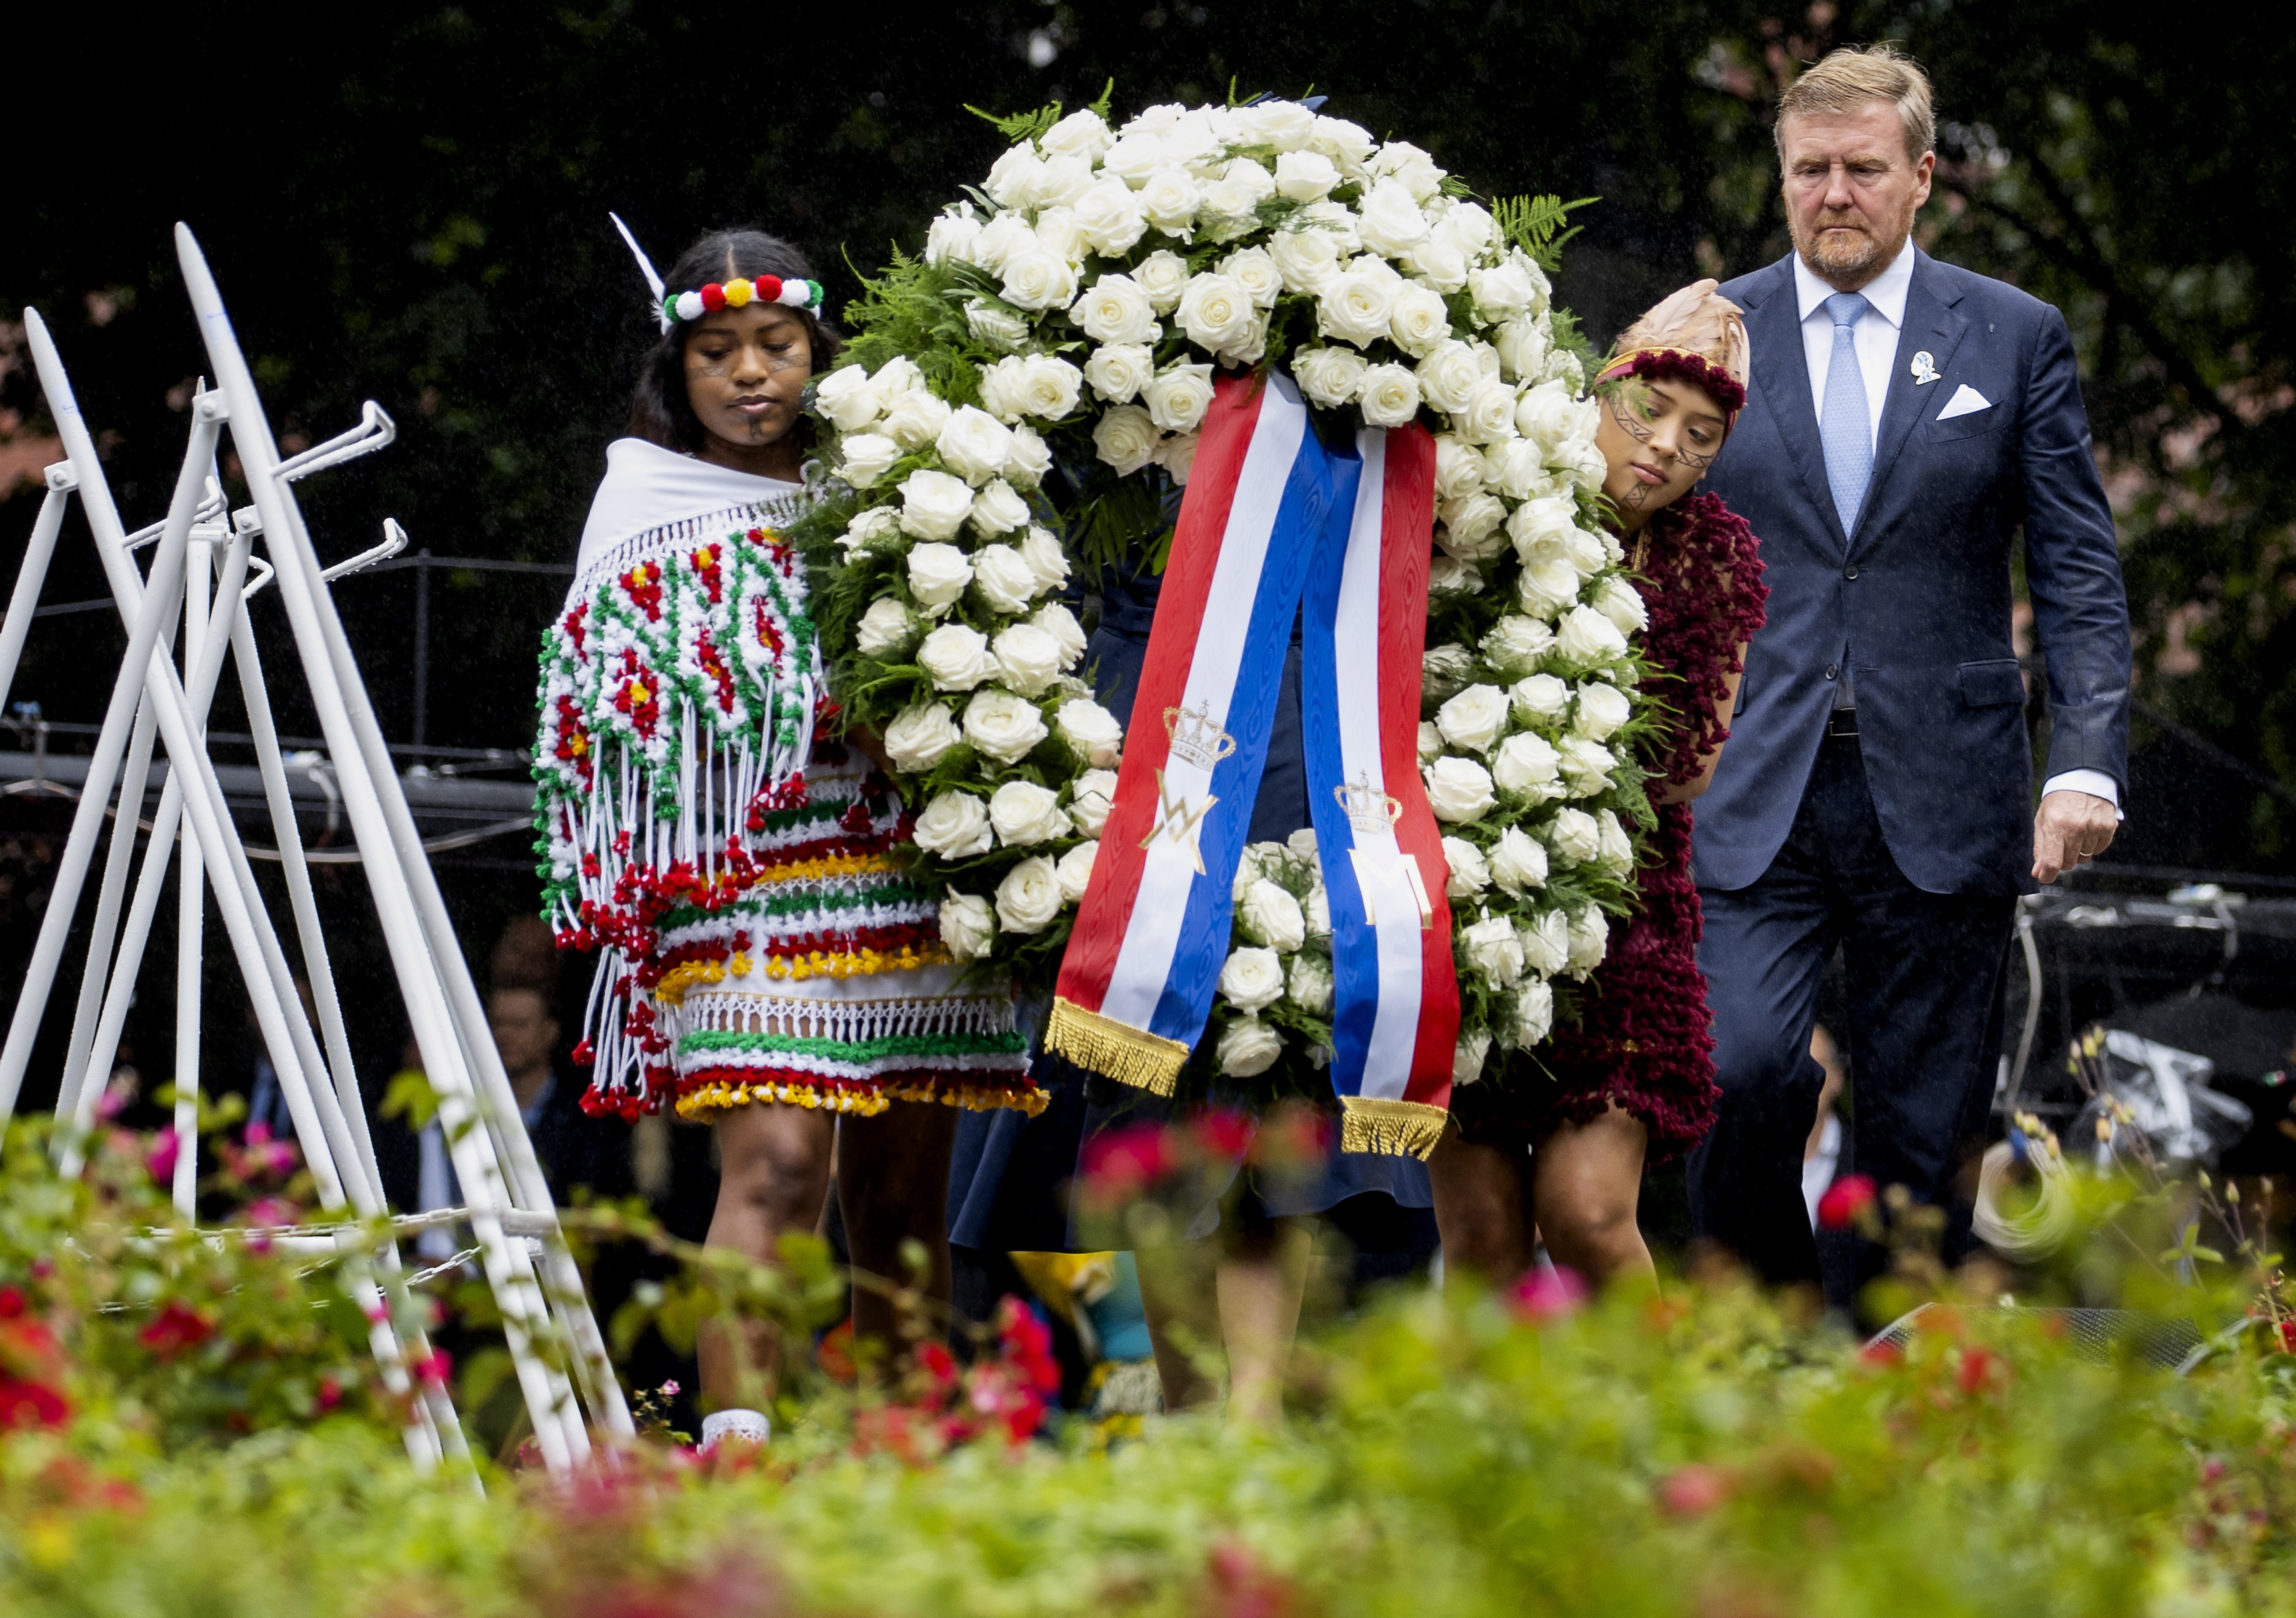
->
[1775,43,1936,165]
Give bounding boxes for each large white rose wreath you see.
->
[789,91,1662,1101]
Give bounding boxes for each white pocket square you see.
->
[1936,384,1992,421]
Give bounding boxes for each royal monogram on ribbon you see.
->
[1047,371,1458,1157]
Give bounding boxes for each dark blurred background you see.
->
[2,2,2291,1231]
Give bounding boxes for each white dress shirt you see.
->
[1789,243,2118,813]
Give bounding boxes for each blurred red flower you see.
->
[1816,1173,1877,1230]
[138,1301,214,1357]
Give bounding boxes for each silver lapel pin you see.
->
[1910,351,1940,386]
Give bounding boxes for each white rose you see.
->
[1036,158,1094,212]
[1298,200,1362,252]
[1418,721,1445,763]
[1083,343,1155,404]
[1561,525,1609,581]
[989,779,1070,848]
[1471,261,1541,323]
[1172,274,1252,357]
[1518,555,1585,617]
[1143,362,1216,433]
[1040,106,1113,159]
[1510,673,1571,724]
[854,596,918,657]
[1370,139,1444,200]
[1019,355,1084,421]
[1437,493,1507,560]
[1492,731,1562,798]
[1415,341,1485,414]
[1508,494,1578,560]
[1567,905,1609,975]
[913,790,993,858]
[1510,980,1556,1047]
[1093,404,1160,475]
[1073,274,1161,346]
[877,387,951,451]
[1318,267,1397,349]
[999,244,1080,315]
[837,432,903,489]
[1286,824,1316,860]
[1218,947,1286,1011]
[1290,345,1368,409]
[995,855,1063,935]
[1428,555,1482,597]
[1595,577,1649,636]
[971,213,1035,275]
[1487,825,1550,894]
[1285,953,1334,1015]
[966,300,1030,349]
[1138,168,1202,237]
[1203,158,1275,223]
[1461,915,1525,987]
[1306,882,1331,936]
[1218,247,1284,311]
[917,622,992,691]
[1483,439,1554,501]
[935,405,1015,486]
[1055,696,1124,766]
[1272,148,1339,201]
[1482,614,1555,675]
[1423,641,1474,696]
[1068,768,1119,836]
[1217,1014,1285,1078]
[1516,380,1580,454]
[904,540,973,610]
[992,623,1065,696]
[1519,909,1571,977]
[1559,735,1618,795]
[1230,96,1313,150]
[1129,249,1190,312]
[925,210,984,268]
[1155,431,1202,486]
[899,470,977,543]
[871,356,921,398]
[1432,434,1487,502]
[1005,422,1053,488]
[966,544,1036,615]
[1435,683,1509,755]
[940,892,997,961]
[883,701,962,772]
[1099,131,1167,188]
[1406,235,1470,294]
[1454,1028,1493,1086]
[962,689,1050,763]
[1071,176,1149,256]
[1055,839,1099,903]
[1358,363,1423,428]
[977,357,1032,423]
[1387,285,1452,359]
[814,365,883,433]
[1441,835,1490,898]
[840,505,902,554]
[1461,378,1520,444]
[1556,604,1630,665]
[1573,682,1632,741]
[985,144,1046,208]
[1240,879,1308,953]
[1355,176,1432,257]
[1435,199,1494,256]
[1030,598,1086,662]
[1545,806,1601,864]
[1492,316,1550,383]
[969,478,1033,538]
[1596,809,1635,873]
[1267,223,1344,295]
[1424,756,1497,822]
[1310,114,1377,174]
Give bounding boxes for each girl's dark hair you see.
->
[625,227,843,455]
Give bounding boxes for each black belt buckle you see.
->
[1826,708,1859,739]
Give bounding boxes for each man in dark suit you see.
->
[1692,44,2130,1288]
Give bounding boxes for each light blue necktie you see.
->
[1819,290,1874,537]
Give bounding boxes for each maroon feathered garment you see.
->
[1453,490,1769,1159]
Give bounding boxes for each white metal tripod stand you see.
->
[0,224,633,1478]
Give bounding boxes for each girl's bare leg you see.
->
[1216,1216,1313,1426]
[836,1101,960,1357]
[1429,1124,1536,1285]
[697,1103,834,1410]
[1530,1102,1655,1287]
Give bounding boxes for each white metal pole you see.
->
[52,699,160,1132]
[0,471,76,714]
[177,226,584,1472]
[172,525,214,1216]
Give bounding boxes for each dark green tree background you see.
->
[5,0,2289,884]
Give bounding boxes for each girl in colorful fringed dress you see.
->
[1430,281,1769,1291]
[533,226,1037,1446]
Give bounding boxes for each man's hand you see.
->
[2032,789,2118,883]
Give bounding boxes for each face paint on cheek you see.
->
[1607,394,1654,444]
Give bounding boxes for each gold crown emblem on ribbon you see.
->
[1334,770,1403,839]
[1162,700,1238,772]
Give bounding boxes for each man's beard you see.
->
[1799,209,1906,281]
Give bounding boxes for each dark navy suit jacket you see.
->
[1694,249,2130,896]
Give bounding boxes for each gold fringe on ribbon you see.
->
[1340,1095,1450,1161]
[1044,997,1190,1097]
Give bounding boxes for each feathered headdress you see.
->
[1596,278,1751,427]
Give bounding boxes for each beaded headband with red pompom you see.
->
[661,274,823,328]
[1596,347,1749,426]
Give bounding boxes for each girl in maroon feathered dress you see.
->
[1432,281,1769,1290]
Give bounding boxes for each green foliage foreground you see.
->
[5,1114,2296,1615]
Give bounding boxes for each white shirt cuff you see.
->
[2043,769,2124,820]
